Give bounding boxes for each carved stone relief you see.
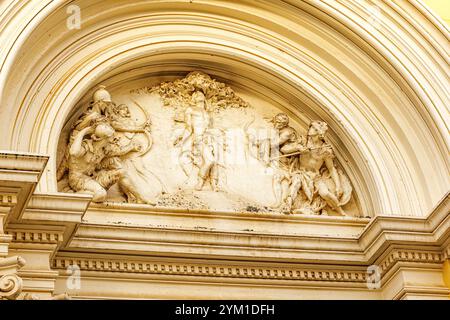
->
[57,72,358,216]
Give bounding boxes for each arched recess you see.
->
[0,0,448,217]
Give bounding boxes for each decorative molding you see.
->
[443,243,450,260]
[379,249,444,276]
[0,193,17,207]
[51,248,448,290]
[53,257,368,283]
[23,292,70,300]
[0,152,48,183]
[9,230,63,244]
[62,195,449,265]
[0,152,48,225]
[0,255,26,273]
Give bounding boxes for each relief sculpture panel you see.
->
[57,72,358,216]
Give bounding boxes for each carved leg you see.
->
[195,177,206,191]
[80,179,107,202]
[210,164,220,192]
[258,139,271,165]
[316,181,345,215]
[272,174,289,208]
[69,174,108,202]
[196,158,213,191]
[287,174,302,211]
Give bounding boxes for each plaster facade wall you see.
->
[0,1,448,300]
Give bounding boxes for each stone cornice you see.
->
[24,193,91,220]
[5,189,447,273]
[9,229,64,245]
[379,249,444,276]
[0,151,48,183]
[443,242,450,260]
[19,192,90,248]
[55,194,449,266]
[52,246,448,286]
[360,192,450,264]
[0,152,48,224]
[53,256,368,285]
[0,193,17,207]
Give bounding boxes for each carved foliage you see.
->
[132,71,249,112]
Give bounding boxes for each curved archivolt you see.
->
[0,0,448,217]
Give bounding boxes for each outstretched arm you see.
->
[111,120,148,133]
[280,142,307,155]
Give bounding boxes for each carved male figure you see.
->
[260,113,305,208]
[67,121,116,202]
[70,86,113,142]
[287,120,349,215]
[101,103,158,204]
[174,91,222,191]
[57,86,114,181]
[65,86,158,204]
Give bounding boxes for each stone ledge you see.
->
[53,255,368,284]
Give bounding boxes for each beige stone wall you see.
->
[0,1,449,300]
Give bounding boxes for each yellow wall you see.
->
[444,260,450,289]
[423,0,450,26]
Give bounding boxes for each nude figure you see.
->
[287,121,346,215]
[259,113,303,208]
[174,91,222,191]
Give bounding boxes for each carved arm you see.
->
[69,126,93,158]
[111,120,148,133]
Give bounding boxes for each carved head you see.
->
[271,113,290,129]
[115,104,131,118]
[92,85,112,103]
[308,120,328,139]
[92,122,115,140]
